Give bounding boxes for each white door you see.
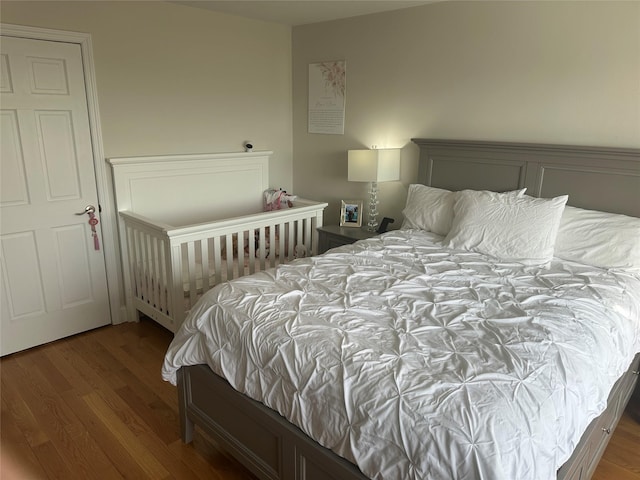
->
[0,35,111,356]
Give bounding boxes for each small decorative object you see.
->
[340,200,363,227]
[244,141,253,152]
[347,148,401,231]
[263,188,297,211]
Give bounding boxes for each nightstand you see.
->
[317,225,379,254]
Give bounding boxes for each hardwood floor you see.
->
[1,318,256,480]
[1,318,638,479]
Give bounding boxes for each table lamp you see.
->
[348,148,400,231]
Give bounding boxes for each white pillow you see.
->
[401,185,527,236]
[401,185,455,235]
[444,191,568,266]
[555,206,640,271]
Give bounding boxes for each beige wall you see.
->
[1,1,294,190]
[292,1,640,225]
[4,1,638,227]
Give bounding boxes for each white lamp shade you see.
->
[348,149,401,183]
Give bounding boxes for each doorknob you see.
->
[75,205,100,251]
[75,205,96,215]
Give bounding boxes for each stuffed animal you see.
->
[264,189,297,211]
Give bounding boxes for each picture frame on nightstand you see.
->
[340,200,363,227]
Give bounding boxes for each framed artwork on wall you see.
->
[308,60,346,135]
[340,200,363,227]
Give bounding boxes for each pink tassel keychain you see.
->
[88,212,100,250]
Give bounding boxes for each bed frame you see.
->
[177,140,640,480]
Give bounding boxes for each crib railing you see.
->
[119,200,327,332]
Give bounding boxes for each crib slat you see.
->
[126,226,136,293]
[236,230,245,278]
[147,235,155,307]
[277,223,285,266]
[213,236,222,285]
[207,237,215,289]
[311,214,320,256]
[296,220,303,259]
[149,234,158,305]
[303,217,312,258]
[200,238,210,293]
[268,225,276,268]
[144,232,151,305]
[125,226,139,321]
[153,236,162,308]
[186,242,197,308]
[287,222,295,261]
[225,235,234,281]
[159,239,168,313]
[248,230,256,274]
[134,229,142,299]
[170,242,184,327]
[193,239,202,292]
[145,232,153,303]
[145,233,151,304]
[142,232,152,303]
[258,226,266,271]
[132,229,142,301]
[137,231,145,301]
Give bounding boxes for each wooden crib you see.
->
[109,151,327,332]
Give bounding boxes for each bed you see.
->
[108,151,327,332]
[161,140,640,480]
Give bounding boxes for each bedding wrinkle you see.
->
[162,230,640,480]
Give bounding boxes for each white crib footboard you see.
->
[120,201,326,332]
[120,214,174,329]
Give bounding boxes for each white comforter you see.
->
[162,230,640,480]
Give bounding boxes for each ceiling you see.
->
[172,1,437,26]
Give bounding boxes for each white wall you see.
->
[292,1,640,225]
[1,0,294,190]
[4,0,638,228]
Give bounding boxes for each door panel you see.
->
[1,231,46,318]
[53,223,95,307]
[0,110,29,206]
[1,35,111,355]
[36,110,82,199]
[1,53,13,92]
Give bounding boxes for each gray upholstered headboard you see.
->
[411,139,640,218]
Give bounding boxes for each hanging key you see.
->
[88,212,100,251]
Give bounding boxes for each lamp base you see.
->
[367,181,379,232]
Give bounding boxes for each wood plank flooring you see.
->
[1,318,638,479]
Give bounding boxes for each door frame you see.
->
[1,23,124,325]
